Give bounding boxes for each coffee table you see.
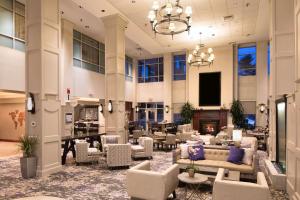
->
[178,172,208,200]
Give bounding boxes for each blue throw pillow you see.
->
[227,146,245,164]
[188,145,205,161]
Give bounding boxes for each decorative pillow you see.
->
[227,146,245,164]
[179,144,189,159]
[106,136,118,144]
[188,145,205,161]
[241,140,252,148]
[242,148,254,165]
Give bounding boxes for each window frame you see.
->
[0,0,25,52]
[73,29,105,74]
[137,57,164,83]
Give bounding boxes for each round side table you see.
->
[178,172,208,200]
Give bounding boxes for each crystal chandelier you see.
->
[148,0,192,39]
[188,33,215,67]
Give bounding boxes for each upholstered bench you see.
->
[173,148,256,175]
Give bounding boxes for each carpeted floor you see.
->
[0,151,289,200]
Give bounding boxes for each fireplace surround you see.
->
[193,109,228,135]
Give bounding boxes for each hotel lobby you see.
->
[0,0,298,199]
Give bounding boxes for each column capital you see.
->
[101,14,128,29]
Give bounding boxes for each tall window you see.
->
[73,30,105,74]
[0,0,25,51]
[137,102,164,128]
[238,45,256,76]
[138,57,163,83]
[173,54,186,80]
[125,55,133,81]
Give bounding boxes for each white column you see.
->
[102,14,128,143]
[256,41,269,127]
[132,58,138,121]
[26,0,62,176]
[163,53,173,122]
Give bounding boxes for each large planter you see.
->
[20,156,37,179]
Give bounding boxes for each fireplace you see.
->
[192,109,228,135]
[199,120,219,135]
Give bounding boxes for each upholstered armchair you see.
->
[101,135,121,151]
[213,168,270,200]
[162,134,177,150]
[241,137,258,151]
[132,130,143,144]
[75,142,102,164]
[106,144,132,168]
[126,161,179,200]
[131,137,153,159]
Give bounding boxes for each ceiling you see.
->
[61,0,270,58]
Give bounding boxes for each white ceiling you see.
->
[61,0,270,58]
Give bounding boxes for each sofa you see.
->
[126,161,179,200]
[173,148,256,175]
[213,168,270,200]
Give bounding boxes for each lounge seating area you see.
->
[0,0,296,199]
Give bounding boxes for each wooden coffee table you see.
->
[178,172,208,200]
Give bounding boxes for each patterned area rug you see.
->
[0,151,289,200]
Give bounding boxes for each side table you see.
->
[178,172,208,200]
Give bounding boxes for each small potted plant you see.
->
[186,160,198,178]
[18,135,38,179]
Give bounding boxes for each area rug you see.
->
[0,151,289,200]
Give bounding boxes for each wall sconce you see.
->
[165,105,169,113]
[108,100,113,113]
[99,104,103,113]
[27,93,35,114]
[258,103,267,114]
[135,106,139,113]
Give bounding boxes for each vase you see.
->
[20,156,37,179]
[188,169,195,178]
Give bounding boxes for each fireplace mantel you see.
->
[193,109,228,134]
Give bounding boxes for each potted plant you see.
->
[229,100,245,129]
[186,160,198,178]
[18,135,38,179]
[180,102,194,124]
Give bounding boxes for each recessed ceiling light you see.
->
[131,0,136,3]
[60,11,64,15]
[101,9,106,13]
[79,5,82,9]
[246,2,250,7]
[223,15,234,22]
[247,34,251,37]
[85,25,90,29]
[80,18,83,22]
[212,33,215,36]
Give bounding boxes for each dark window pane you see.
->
[238,46,256,76]
[138,77,144,83]
[100,50,105,67]
[138,60,144,65]
[15,1,25,16]
[82,61,99,72]
[73,30,81,40]
[14,13,25,40]
[159,76,164,82]
[82,43,99,65]
[157,109,164,122]
[138,65,144,77]
[82,34,99,48]
[173,54,186,81]
[73,39,81,59]
[159,63,163,76]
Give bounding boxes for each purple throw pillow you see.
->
[227,146,245,164]
[188,145,205,161]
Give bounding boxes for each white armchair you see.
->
[131,137,153,159]
[106,144,131,168]
[101,135,122,151]
[126,161,179,200]
[213,168,270,200]
[75,142,102,164]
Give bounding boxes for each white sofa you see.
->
[126,161,179,200]
[213,168,270,200]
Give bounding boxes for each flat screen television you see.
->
[199,72,221,106]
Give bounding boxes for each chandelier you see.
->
[148,0,192,39]
[188,33,215,67]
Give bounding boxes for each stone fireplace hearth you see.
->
[193,109,228,135]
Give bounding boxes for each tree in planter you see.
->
[180,102,194,124]
[18,135,38,178]
[230,100,245,128]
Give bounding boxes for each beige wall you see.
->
[136,82,164,102]
[188,45,234,110]
[0,100,25,141]
[0,46,25,92]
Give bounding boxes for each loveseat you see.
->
[173,148,256,175]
